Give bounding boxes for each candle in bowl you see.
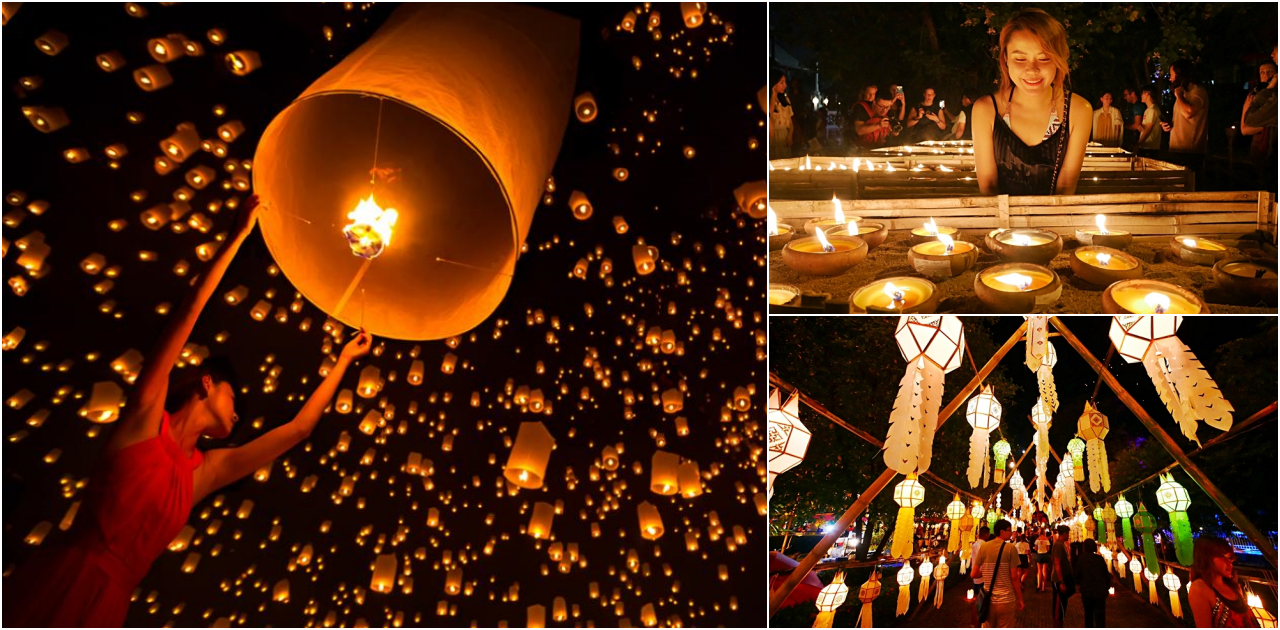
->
[988,228,1063,265]
[780,228,869,276]
[1169,236,1227,266]
[768,283,802,307]
[1102,279,1208,314]
[1212,258,1278,305]
[909,217,960,246]
[802,195,860,235]
[1075,214,1133,249]
[849,277,939,314]
[827,219,889,251]
[974,262,1062,313]
[907,233,978,279]
[767,205,794,252]
[1069,246,1143,287]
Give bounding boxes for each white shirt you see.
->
[1017,540,1031,555]
[1091,106,1124,146]
[971,538,987,584]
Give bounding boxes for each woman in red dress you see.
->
[1188,536,1261,628]
[3,195,373,627]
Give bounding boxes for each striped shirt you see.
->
[976,538,1018,604]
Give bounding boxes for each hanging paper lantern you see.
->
[1066,437,1085,481]
[1144,567,1160,604]
[918,558,934,603]
[992,439,1010,485]
[1129,556,1144,592]
[1163,569,1183,618]
[1247,591,1277,628]
[895,563,915,617]
[1025,316,1060,412]
[891,474,925,559]
[1108,316,1234,446]
[813,570,850,628]
[855,570,881,628]
[1156,473,1194,565]
[945,495,965,552]
[1031,397,1052,506]
[885,316,964,475]
[1115,549,1128,578]
[1103,503,1117,545]
[254,4,579,341]
[1078,401,1111,493]
[1132,501,1161,571]
[767,387,810,498]
[932,558,950,608]
[965,385,1001,488]
[1114,494,1135,550]
[957,513,976,573]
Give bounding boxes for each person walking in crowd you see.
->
[1075,539,1110,628]
[1035,525,1053,591]
[1091,91,1124,147]
[1138,86,1163,156]
[907,87,949,143]
[769,70,794,160]
[1052,524,1075,628]
[1241,48,1278,193]
[1015,532,1032,586]
[1188,536,1262,628]
[852,89,905,150]
[972,8,1093,196]
[1122,87,1147,150]
[970,526,991,626]
[971,520,1024,628]
[1160,60,1210,177]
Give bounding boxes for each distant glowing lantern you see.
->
[134,64,173,91]
[965,385,1001,488]
[35,30,69,56]
[681,2,705,28]
[632,244,659,275]
[371,553,396,593]
[574,92,597,123]
[528,501,555,538]
[637,501,663,540]
[896,562,915,617]
[147,36,185,62]
[1156,473,1193,565]
[569,190,592,220]
[80,381,125,423]
[650,450,680,495]
[97,51,126,72]
[357,365,382,398]
[891,474,925,559]
[504,421,555,489]
[225,50,261,75]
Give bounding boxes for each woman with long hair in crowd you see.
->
[1188,536,1261,628]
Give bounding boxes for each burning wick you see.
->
[886,162,896,172]
[767,205,778,237]
[832,195,846,225]
[996,273,1033,291]
[343,194,399,259]
[883,282,904,308]
[938,164,952,172]
[805,155,812,170]
[1182,238,1198,248]
[1011,233,1033,246]
[849,219,858,235]
[1144,292,1171,314]
[937,233,955,254]
[1095,214,1109,235]
[1096,253,1112,267]
[851,158,862,172]
[814,227,835,253]
[923,218,939,236]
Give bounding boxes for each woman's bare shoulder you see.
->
[1070,93,1093,118]
[972,94,994,119]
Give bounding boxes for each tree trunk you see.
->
[854,515,871,561]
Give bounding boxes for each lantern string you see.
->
[333,258,373,320]
[434,256,516,278]
[370,97,385,188]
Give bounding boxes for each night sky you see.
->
[3,2,766,626]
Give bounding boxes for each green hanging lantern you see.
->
[986,505,997,530]
[1093,506,1107,544]
[1132,501,1160,571]
[1066,437,1085,482]
[1114,494,1135,550]
[992,439,1011,485]
[1156,473,1194,566]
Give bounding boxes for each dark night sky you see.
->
[3,3,766,626]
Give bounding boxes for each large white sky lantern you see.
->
[885,316,965,476]
[254,4,579,340]
[767,387,810,499]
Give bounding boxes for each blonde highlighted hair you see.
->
[998,9,1071,100]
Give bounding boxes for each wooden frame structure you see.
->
[768,317,1277,619]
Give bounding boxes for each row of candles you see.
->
[769,154,971,173]
[768,200,1277,314]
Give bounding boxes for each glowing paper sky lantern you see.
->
[767,386,810,499]
[965,385,1001,488]
[504,421,555,490]
[1078,401,1111,493]
[886,316,964,475]
[1108,316,1234,446]
[1156,473,1194,565]
[813,570,849,628]
[1025,316,1059,412]
[254,4,579,340]
[891,474,925,559]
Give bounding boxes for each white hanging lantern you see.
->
[767,387,810,499]
[965,384,1001,488]
[885,316,964,475]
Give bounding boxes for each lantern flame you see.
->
[1182,237,1197,248]
[996,273,1033,291]
[937,233,955,254]
[343,194,399,259]
[851,158,861,172]
[1096,214,1109,234]
[923,218,938,236]
[1011,233,1033,246]
[883,282,904,306]
[1096,253,1112,267]
[1144,292,1171,314]
[814,227,835,253]
[832,195,845,225]
[1248,592,1263,608]
[767,205,778,236]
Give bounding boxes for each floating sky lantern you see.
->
[637,501,663,540]
[766,386,809,499]
[1078,401,1111,493]
[504,421,555,490]
[342,195,399,260]
[1156,473,1194,565]
[891,473,925,559]
[965,385,1001,488]
[886,316,964,475]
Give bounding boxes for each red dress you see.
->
[4,412,203,627]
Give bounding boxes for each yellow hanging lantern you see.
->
[813,570,849,628]
[945,495,965,552]
[1247,591,1277,628]
[854,569,881,627]
[1129,556,1143,591]
[891,473,925,559]
[932,558,950,608]
[918,558,934,603]
[1144,567,1159,604]
[895,562,915,617]
[254,4,579,341]
[1078,401,1111,493]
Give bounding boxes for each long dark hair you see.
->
[1190,535,1240,593]
[165,356,239,413]
[1170,59,1198,90]
[772,69,790,108]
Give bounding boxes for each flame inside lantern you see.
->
[1096,214,1109,234]
[1144,292,1171,314]
[938,233,955,254]
[767,205,779,236]
[343,194,399,259]
[923,218,939,236]
[996,273,1033,291]
[1096,253,1112,267]
[832,195,846,225]
[814,227,835,253]
[883,281,904,306]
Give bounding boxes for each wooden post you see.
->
[1258,190,1274,243]
[767,320,1030,618]
[1048,316,1277,568]
[997,194,1011,229]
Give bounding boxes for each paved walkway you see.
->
[913,566,1178,628]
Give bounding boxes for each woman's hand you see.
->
[233,194,263,237]
[341,329,373,362]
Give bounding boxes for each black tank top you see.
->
[989,87,1072,195]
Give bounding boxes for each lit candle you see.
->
[1011,233,1032,246]
[814,227,835,253]
[343,195,399,259]
[1097,253,1111,267]
[1096,214,1109,235]
[884,281,905,307]
[938,233,955,254]
[1145,293,1170,314]
[923,218,938,236]
[767,284,800,306]
[1103,280,1205,314]
[995,273,1033,291]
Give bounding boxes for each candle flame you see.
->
[343,194,399,259]
[832,195,845,224]
[851,158,861,172]
[996,273,1033,291]
[923,218,938,236]
[805,155,811,170]
[849,219,858,235]
[767,205,778,236]
[1095,214,1109,234]
[886,162,896,172]
[937,233,955,254]
[938,164,952,172]
[1247,592,1263,608]
[883,282,904,306]
[1144,292,1171,314]
[1096,253,1112,267]
[814,227,835,253]
[1182,238,1197,248]
[828,162,836,171]
[1011,233,1033,246]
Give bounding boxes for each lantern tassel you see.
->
[1148,575,1159,604]
[884,360,924,475]
[947,519,960,552]
[1170,590,1183,618]
[918,575,930,603]
[1122,518,1135,550]
[933,576,946,608]
[891,506,915,559]
[1073,456,1084,482]
[1151,338,1235,438]
[967,429,989,489]
[814,611,836,628]
[1117,557,1126,579]
[1170,511,1194,566]
[1141,532,1160,573]
[1038,364,1059,412]
[896,580,911,617]
[1086,439,1106,493]
[916,360,944,474]
[1133,570,1142,592]
[856,602,874,628]
[994,463,1005,485]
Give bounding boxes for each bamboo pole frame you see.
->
[1025,414,1100,512]
[1048,316,1277,568]
[767,320,1030,618]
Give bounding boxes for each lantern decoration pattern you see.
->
[1114,494,1135,550]
[1108,316,1234,447]
[964,385,1001,489]
[1077,401,1111,493]
[1093,506,1107,544]
[945,495,965,552]
[813,570,849,628]
[991,439,1010,485]
[1247,591,1277,628]
[1031,396,1052,507]
[891,474,925,559]
[855,569,881,628]
[767,387,810,498]
[1067,437,1086,482]
[932,558,950,608]
[1131,501,1160,573]
[1025,316,1059,413]
[895,562,915,617]
[1156,473,1195,565]
[1102,503,1117,546]
[886,316,964,475]
[1130,556,1144,592]
[957,513,976,573]
[1163,569,1183,618]
[1116,549,1128,579]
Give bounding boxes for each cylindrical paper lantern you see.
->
[677,461,702,498]
[504,421,555,489]
[637,501,663,539]
[528,501,555,539]
[134,65,173,91]
[681,2,705,28]
[35,30,69,56]
[253,4,579,341]
[573,92,597,123]
[569,190,592,220]
[650,450,680,495]
[148,36,185,62]
[225,50,261,75]
[357,365,382,398]
[97,51,126,72]
[80,381,125,423]
[632,244,658,275]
